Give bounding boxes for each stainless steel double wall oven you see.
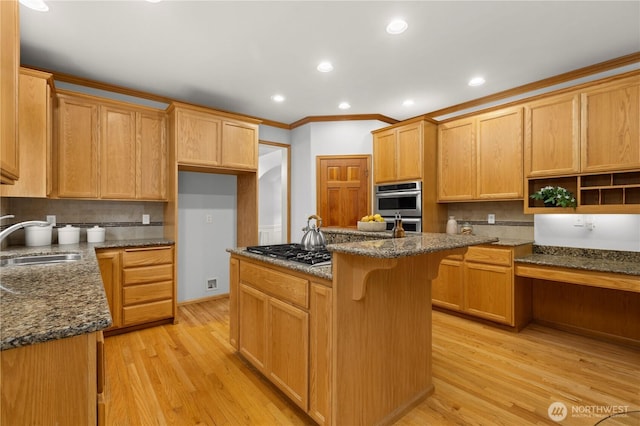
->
[374,181,422,232]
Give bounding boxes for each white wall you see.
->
[534,214,640,252]
[177,172,237,302]
[290,120,387,242]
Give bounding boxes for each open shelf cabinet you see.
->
[525,171,640,214]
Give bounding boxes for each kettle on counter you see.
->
[300,214,327,251]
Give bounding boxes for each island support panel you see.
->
[331,249,461,426]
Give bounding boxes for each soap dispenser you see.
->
[446,216,458,234]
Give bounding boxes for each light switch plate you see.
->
[142,214,150,225]
[46,215,56,226]
[487,214,495,224]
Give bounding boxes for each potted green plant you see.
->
[530,185,577,208]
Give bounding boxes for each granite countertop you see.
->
[226,247,332,281]
[0,238,174,351]
[515,245,640,276]
[326,233,498,258]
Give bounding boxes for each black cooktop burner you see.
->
[246,243,331,266]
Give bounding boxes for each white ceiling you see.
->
[19,1,640,126]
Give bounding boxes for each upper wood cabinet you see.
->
[524,92,580,177]
[100,104,137,199]
[437,118,475,200]
[476,108,524,199]
[56,93,100,198]
[170,103,259,171]
[525,73,639,178]
[0,0,20,184]
[1,68,53,198]
[580,75,640,173]
[372,120,423,184]
[137,110,167,200]
[438,107,523,201]
[55,90,167,200]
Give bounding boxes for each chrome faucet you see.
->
[0,215,51,245]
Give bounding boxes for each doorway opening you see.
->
[258,141,290,244]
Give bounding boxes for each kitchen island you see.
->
[228,232,497,426]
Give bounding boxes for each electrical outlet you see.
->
[487,214,495,224]
[574,216,584,227]
[206,278,218,291]
[206,214,213,224]
[46,215,56,226]
[142,214,150,225]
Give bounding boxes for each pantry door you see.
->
[316,155,370,228]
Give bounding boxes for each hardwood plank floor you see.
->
[105,299,639,425]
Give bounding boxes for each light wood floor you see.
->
[105,299,639,425]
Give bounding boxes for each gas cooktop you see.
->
[246,243,331,266]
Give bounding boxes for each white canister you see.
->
[445,216,458,235]
[86,226,105,243]
[25,224,53,247]
[57,225,80,244]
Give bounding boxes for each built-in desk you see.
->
[515,247,639,347]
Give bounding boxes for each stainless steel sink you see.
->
[0,253,82,267]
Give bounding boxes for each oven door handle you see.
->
[376,191,421,198]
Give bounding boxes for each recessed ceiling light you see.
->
[386,19,408,35]
[19,0,49,11]
[338,102,351,110]
[402,99,415,107]
[468,77,486,87]
[146,0,162,3]
[317,61,334,73]
[271,94,285,102]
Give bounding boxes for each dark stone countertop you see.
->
[326,233,498,258]
[226,247,332,281]
[515,245,640,276]
[0,238,174,351]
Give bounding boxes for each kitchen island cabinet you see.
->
[229,233,496,426]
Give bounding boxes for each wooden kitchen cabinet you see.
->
[100,104,137,199]
[431,256,464,311]
[432,244,532,328]
[309,282,332,426]
[233,256,332,421]
[55,92,100,198]
[1,68,54,198]
[372,120,423,184]
[580,74,640,173]
[437,107,523,201]
[437,117,475,200]
[524,92,580,177]
[0,0,20,185]
[137,110,167,200]
[170,102,259,171]
[96,249,122,330]
[476,107,523,199]
[0,331,104,426]
[96,245,175,333]
[55,90,167,200]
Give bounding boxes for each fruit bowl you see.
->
[357,221,387,232]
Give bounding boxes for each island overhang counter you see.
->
[228,233,497,426]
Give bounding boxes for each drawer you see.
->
[123,264,173,285]
[465,246,512,266]
[240,261,309,308]
[123,281,173,306]
[123,246,173,267]
[122,299,173,326]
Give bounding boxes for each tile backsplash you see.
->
[446,200,534,240]
[1,198,165,246]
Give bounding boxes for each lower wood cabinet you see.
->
[231,256,332,425]
[0,331,105,426]
[97,245,175,333]
[432,244,532,328]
